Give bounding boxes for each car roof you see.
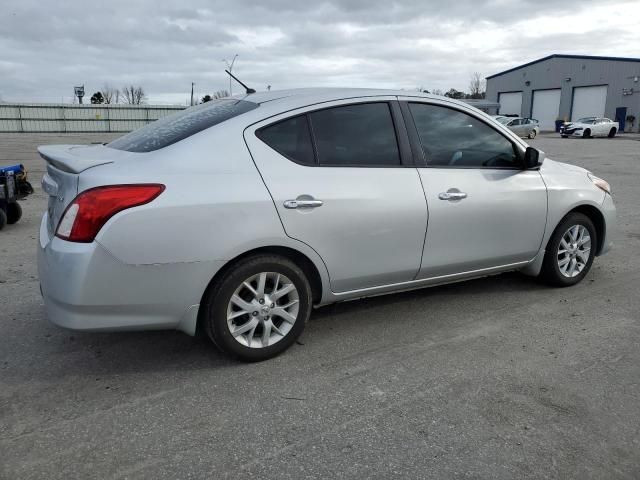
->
[230,87,477,124]
[235,88,458,110]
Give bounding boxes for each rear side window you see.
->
[309,103,400,166]
[108,99,258,152]
[256,115,315,166]
[409,103,519,168]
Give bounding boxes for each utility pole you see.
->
[222,54,238,95]
[190,82,195,106]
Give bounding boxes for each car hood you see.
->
[562,122,588,129]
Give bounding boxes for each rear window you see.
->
[108,99,258,152]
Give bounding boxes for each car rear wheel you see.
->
[0,209,6,230]
[202,254,312,361]
[540,212,596,287]
[608,127,616,138]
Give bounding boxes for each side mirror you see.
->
[523,147,544,169]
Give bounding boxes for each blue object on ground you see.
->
[0,164,25,175]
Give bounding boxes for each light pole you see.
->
[190,82,195,106]
[222,54,238,95]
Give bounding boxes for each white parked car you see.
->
[561,117,619,138]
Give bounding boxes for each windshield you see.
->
[108,98,258,152]
[576,117,596,124]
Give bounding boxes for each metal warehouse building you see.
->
[485,54,640,132]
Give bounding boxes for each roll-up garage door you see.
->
[531,89,561,131]
[498,92,522,116]
[571,85,607,121]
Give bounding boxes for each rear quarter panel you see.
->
[79,120,327,281]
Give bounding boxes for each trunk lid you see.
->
[38,144,116,237]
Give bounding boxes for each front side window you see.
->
[257,115,315,166]
[309,103,400,166]
[409,103,520,168]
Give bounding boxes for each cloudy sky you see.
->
[1,0,638,104]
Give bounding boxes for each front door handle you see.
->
[283,198,324,209]
[438,190,467,201]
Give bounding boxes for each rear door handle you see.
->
[283,198,324,209]
[438,191,467,201]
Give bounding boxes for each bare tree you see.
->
[121,85,146,104]
[102,84,120,104]
[468,72,486,99]
[431,89,444,96]
[213,89,229,99]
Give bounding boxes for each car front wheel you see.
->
[540,212,597,287]
[202,254,312,361]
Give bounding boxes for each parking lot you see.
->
[1,132,639,479]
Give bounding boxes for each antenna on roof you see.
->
[224,70,256,94]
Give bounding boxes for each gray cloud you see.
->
[0,0,637,104]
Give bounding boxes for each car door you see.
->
[597,118,609,136]
[399,98,547,278]
[522,119,534,136]
[244,99,428,292]
[508,118,524,137]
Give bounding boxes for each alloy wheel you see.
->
[226,272,300,348]
[557,225,591,278]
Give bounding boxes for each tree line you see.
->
[86,72,486,106]
[200,90,229,103]
[90,85,146,104]
[419,72,486,100]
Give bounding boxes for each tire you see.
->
[528,129,537,139]
[583,129,591,138]
[540,212,597,287]
[608,127,616,138]
[201,254,312,361]
[0,209,6,231]
[6,202,22,224]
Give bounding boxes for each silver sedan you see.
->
[38,89,616,361]
[496,116,540,138]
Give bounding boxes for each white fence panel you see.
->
[0,103,185,133]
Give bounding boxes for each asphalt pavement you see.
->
[0,132,638,479]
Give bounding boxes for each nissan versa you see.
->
[37,89,616,361]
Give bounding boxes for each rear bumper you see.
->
[599,193,616,256]
[37,213,223,335]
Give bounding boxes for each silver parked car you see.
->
[496,116,540,139]
[38,89,616,361]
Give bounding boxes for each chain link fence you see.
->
[0,104,186,133]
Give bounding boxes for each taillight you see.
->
[55,184,165,243]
